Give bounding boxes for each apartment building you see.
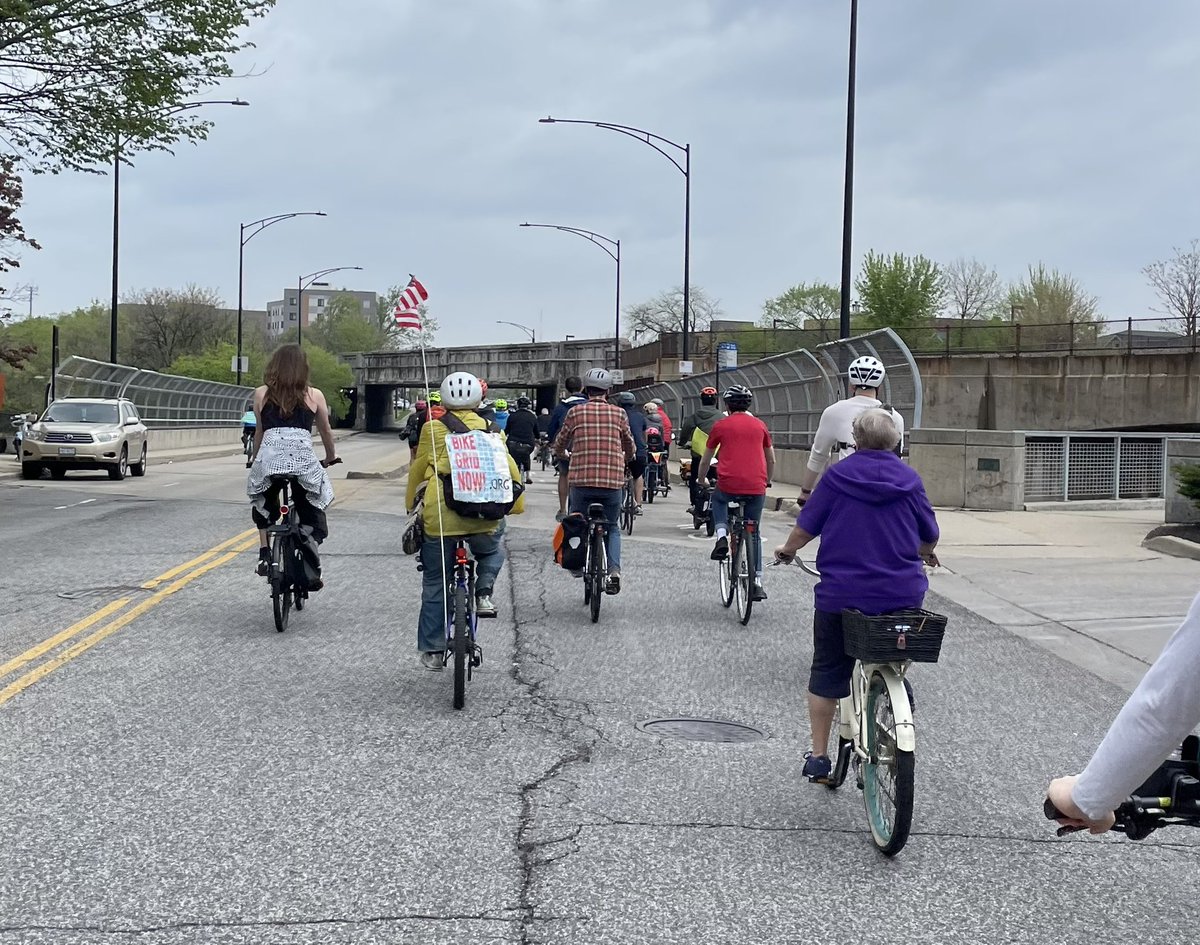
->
[266,287,378,338]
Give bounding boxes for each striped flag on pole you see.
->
[393,275,428,331]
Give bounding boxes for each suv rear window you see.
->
[43,403,120,424]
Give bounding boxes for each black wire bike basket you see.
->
[842,608,948,663]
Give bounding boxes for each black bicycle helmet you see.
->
[616,391,636,406]
[516,396,531,409]
[723,385,753,410]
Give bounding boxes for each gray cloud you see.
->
[14,0,1200,345]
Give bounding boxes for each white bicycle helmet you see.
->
[582,367,613,391]
[440,371,484,408]
[848,355,886,390]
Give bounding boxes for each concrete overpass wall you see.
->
[917,351,1200,431]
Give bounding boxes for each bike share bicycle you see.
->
[264,457,341,633]
[773,555,947,856]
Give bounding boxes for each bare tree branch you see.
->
[1144,239,1200,336]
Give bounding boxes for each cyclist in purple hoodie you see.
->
[774,408,940,784]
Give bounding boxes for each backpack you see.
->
[438,412,525,520]
[553,513,588,570]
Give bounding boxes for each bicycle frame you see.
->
[445,542,478,645]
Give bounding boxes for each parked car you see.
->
[20,398,148,481]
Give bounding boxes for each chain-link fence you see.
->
[628,329,922,449]
[1023,432,1200,501]
[54,357,249,427]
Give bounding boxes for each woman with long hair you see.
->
[246,344,339,581]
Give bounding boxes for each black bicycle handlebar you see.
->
[1044,752,1200,840]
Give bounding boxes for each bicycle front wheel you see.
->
[453,584,468,710]
[734,534,753,625]
[862,672,915,855]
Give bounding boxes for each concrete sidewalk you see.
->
[751,463,1198,692]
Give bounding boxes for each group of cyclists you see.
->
[242,343,1200,837]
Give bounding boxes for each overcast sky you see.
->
[12,0,1200,346]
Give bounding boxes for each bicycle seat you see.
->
[268,474,302,486]
[587,502,606,520]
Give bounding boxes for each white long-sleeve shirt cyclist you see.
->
[1072,590,1200,819]
[807,395,905,475]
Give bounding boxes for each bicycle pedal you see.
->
[475,610,498,619]
[471,646,483,668]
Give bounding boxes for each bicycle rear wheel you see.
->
[271,538,291,633]
[645,467,657,503]
[718,543,734,608]
[453,583,468,710]
[862,672,915,855]
[589,528,605,623]
[734,533,753,625]
[621,490,634,536]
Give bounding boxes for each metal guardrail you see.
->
[53,357,249,427]
[628,329,922,450]
[1023,432,1200,502]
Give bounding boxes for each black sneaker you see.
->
[802,752,832,784]
[751,581,767,602]
[710,536,729,561]
[255,547,271,576]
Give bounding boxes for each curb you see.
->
[346,461,410,481]
[1142,535,1200,561]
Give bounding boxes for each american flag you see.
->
[393,276,427,331]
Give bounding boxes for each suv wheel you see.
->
[108,446,128,481]
[50,467,67,480]
[130,443,148,477]
[20,461,42,480]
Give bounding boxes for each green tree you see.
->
[301,343,355,420]
[1175,463,1200,512]
[1006,264,1101,350]
[0,0,275,173]
[1,157,40,368]
[309,291,387,353]
[855,251,944,330]
[758,282,840,337]
[124,285,230,371]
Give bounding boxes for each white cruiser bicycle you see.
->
[776,556,945,856]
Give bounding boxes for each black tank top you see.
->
[261,399,315,432]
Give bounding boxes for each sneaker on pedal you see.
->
[555,510,566,523]
[710,536,729,561]
[802,752,832,783]
[751,581,768,602]
[255,548,271,576]
[419,651,444,671]
[634,505,643,516]
[475,594,497,618]
[605,570,621,594]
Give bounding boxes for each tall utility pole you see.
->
[839,0,859,341]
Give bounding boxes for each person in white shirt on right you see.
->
[796,355,905,506]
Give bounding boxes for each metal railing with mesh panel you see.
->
[53,357,250,427]
[1022,432,1200,502]
[627,329,923,450]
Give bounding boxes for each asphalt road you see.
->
[0,437,1196,944]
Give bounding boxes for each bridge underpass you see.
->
[347,336,617,431]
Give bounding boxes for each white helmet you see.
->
[582,367,613,391]
[440,371,483,408]
[848,355,886,390]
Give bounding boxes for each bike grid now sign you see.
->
[445,432,514,503]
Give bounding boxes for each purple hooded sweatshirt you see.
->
[797,450,939,614]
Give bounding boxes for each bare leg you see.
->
[557,470,570,515]
[808,691,837,757]
[258,529,268,549]
[633,476,643,506]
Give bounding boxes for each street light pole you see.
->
[110,99,249,365]
[839,0,859,341]
[237,211,327,383]
[297,267,364,347]
[538,116,691,363]
[518,222,621,367]
[496,320,536,343]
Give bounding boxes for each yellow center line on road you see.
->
[0,538,260,708]
[0,531,260,701]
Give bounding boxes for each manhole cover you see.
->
[635,718,766,743]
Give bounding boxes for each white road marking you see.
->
[54,498,97,511]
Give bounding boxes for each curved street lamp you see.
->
[297,266,364,346]
[495,320,536,343]
[539,115,690,362]
[519,222,620,368]
[236,211,327,383]
[110,98,250,364]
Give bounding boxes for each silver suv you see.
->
[21,398,149,481]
